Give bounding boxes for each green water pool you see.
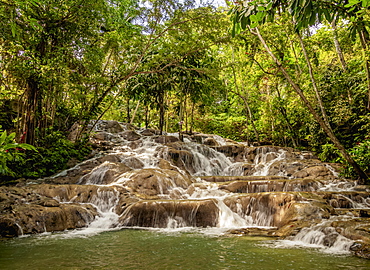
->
[0,229,369,270]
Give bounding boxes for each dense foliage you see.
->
[0,0,369,182]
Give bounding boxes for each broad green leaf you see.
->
[250,14,258,22]
[0,131,7,145]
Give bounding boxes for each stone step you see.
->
[206,178,355,194]
[332,208,370,217]
[119,198,219,228]
[199,175,288,183]
[218,178,323,193]
[118,192,329,229]
[313,191,370,209]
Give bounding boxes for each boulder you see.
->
[203,138,219,146]
[0,186,99,237]
[78,161,132,185]
[119,130,141,141]
[140,129,160,136]
[119,168,193,197]
[46,154,129,185]
[154,135,180,144]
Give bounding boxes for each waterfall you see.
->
[38,121,369,256]
[278,218,355,254]
[252,148,286,176]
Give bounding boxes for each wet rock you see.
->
[77,161,131,185]
[0,185,101,236]
[162,147,194,173]
[0,218,20,238]
[119,168,193,197]
[203,138,219,146]
[323,232,339,247]
[45,154,129,185]
[119,199,219,227]
[192,134,211,144]
[265,158,338,180]
[227,227,278,237]
[121,156,145,169]
[101,120,125,133]
[320,191,370,209]
[92,131,111,141]
[350,242,370,259]
[154,135,180,144]
[38,198,60,207]
[200,175,287,183]
[119,130,141,141]
[220,178,323,194]
[140,129,159,136]
[212,144,247,162]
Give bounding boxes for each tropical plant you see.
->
[0,129,37,176]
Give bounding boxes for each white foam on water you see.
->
[252,149,286,176]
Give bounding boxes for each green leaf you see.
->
[250,14,258,22]
[0,131,7,145]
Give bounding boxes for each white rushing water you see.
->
[51,122,368,254]
[267,216,356,255]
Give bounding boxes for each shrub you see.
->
[342,140,370,179]
[6,131,91,181]
[0,129,37,177]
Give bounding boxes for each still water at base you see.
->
[1,229,369,270]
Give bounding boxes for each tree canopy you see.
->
[0,0,369,182]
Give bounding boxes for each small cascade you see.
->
[217,200,250,228]
[15,223,24,237]
[252,148,286,176]
[285,218,355,254]
[222,162,246,176]
[78,161,114,185]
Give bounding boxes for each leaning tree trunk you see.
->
[253,27,369,183]
[358,29,370,111]
[130,100,140,125]
[296,32,333,134]
[331,20,347,72]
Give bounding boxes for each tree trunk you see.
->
[253,27,369,183]
[126,98,131,123]
[158,91,165,135]
[331,21,347,72]
[296,32,333,133]
[230,48,260,142]
[358,29,370,111]
[275,84,298,148]
[178,94,184,142]
[23,76,40,145]
[130,100,140,125]
[190,102,195,134]
[145,104,149,129]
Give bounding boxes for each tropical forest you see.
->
[1,0,370,268]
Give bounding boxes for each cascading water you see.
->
[40,121,370,256]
